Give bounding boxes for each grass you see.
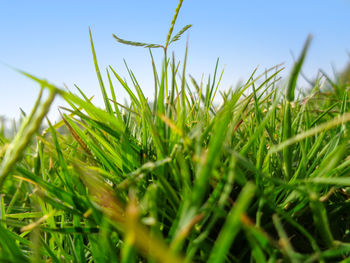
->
[1,1,350,262]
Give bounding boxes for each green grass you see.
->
[1,1,350,262]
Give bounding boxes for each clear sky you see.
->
[1,0,349,120]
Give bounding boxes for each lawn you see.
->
[1,1,350,262]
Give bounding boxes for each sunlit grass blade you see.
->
[89,28,113,114]
[269,112,350,154]
[165,0,184,49]
[169,24,192,45]
[113,34,163,49]
[0,88,56,188]
[283,35,312,178]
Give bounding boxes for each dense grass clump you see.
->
[2,1,350,262]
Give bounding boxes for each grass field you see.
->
[1,1,350,262]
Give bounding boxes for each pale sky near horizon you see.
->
[1,0,349,121]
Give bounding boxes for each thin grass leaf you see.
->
[113,34,163,49]
[286,35,312,102]
[207,182,256,263]
[309,191,334,248]
[0,89,56,188]
[89,28,113,114]
[165,0,184,48]
[169,24,192,45]
[269,112,350,154]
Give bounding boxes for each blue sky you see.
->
[1,0,349,120]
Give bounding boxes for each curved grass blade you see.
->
[0,88,56,188]
[169,24,192,45]
[113,34,163,49]
[89,28,113,114]
[269,112,350,154]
